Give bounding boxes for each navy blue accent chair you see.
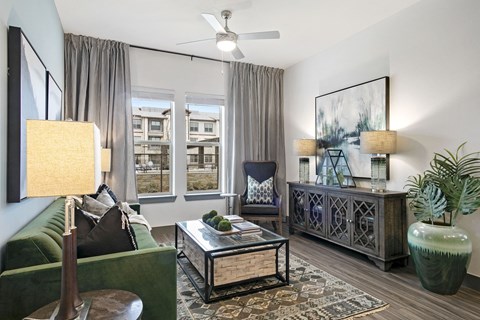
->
[238,160,282,235]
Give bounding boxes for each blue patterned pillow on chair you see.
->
[246,175,273,204]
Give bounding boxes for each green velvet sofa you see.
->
[0,198,177,320]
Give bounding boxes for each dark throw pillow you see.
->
[91,183,118,203]
[77,205,138,258]
[74,207,98,242]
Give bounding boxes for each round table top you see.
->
[27,289,143,320]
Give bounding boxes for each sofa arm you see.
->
[0,246,176,320]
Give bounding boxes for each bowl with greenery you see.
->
[405,142,480,294]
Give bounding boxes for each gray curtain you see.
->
[64,34,137,202]
[226,62,286,216]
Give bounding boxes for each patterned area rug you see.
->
[177,254,388,319]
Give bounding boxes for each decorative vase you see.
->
[407,221,472,295]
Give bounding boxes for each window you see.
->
[186,93,224,193]
[190,121,199,132]
[150,119,163,131]
[133,118,142,130]
[132,88,173,195]
[204,155,213,163]
[204,122,213,133]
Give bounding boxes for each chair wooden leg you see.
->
[278,217,283,236]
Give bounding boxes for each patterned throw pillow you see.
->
[246,176,274,204]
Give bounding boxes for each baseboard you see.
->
[464,273,480,292]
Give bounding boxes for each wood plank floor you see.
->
[152,224,480,320]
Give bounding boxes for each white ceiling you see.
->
[54,0,420,69]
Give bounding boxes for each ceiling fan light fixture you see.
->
[216,32,237,52]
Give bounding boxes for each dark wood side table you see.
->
[25,289,143,320]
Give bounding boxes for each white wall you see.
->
[0,0,64,270]
[130,48,229,226]
[284,0,480,276]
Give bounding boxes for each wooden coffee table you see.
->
[175,219,289,303]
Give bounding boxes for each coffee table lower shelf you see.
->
[176,228,289,303]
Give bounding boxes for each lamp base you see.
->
[299,157,309,183]
[371,156,387,192]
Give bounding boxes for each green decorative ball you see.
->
[218,220,232,231]
[202,213,210,223]
[212,216,223,229]
[208,210,218,218]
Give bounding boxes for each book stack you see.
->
[233,221,262,236]
[222,215,244,223]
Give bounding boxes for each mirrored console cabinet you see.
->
[288,182,408,271]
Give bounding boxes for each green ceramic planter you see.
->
[408,221,472,295]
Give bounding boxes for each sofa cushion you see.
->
[4,198,65,270]
[132,224,159,249]
[77,205,138,258]
[241,203,279,215]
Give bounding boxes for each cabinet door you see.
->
[327,193,350,245]
[351,196,379,255]
[307,190,325,236]
[290,188,307,230]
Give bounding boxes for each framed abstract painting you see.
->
[315,77,389,180]
[7,26,47,202]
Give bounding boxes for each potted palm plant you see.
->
[405,143,480,294]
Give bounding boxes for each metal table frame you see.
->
[175,222,289,303]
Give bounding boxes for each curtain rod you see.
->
[130,44,230,64]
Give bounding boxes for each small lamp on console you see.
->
[360,130,397,192]
[101,148,111,173]
[27,120,101,319]
[294,139,316,183]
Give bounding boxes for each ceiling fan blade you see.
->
[231,46,245,60]
[201,13,226,33]
[237,31,280,40]
[176,38,215,46]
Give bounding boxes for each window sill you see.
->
[138,194,177,204]
[184,192,223,201]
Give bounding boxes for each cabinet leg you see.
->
[369,257,393,271]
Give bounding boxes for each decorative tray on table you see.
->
[200,220,241,236]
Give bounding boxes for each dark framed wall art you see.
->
[7,26,47,202]
[46,71,62,120]
[315,77,389,180]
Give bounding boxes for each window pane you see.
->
[133,118,142,130]
[132,95,172,194]
[186,103,222,192]
[204,123,213,133]
[190,121,199,132]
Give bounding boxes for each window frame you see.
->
[185,96,224,195]
[132,88,174,198]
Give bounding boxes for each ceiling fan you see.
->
[177,10,280,60]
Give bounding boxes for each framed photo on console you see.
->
[315,77,389,180]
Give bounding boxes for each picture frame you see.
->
[7,26,47,202]
[315,77,389,180]
[46,71,62,120]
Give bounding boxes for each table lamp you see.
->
[27,120,101,320]
[360,130,397,192]
[101,148,111,172]
[294,139,316,183]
